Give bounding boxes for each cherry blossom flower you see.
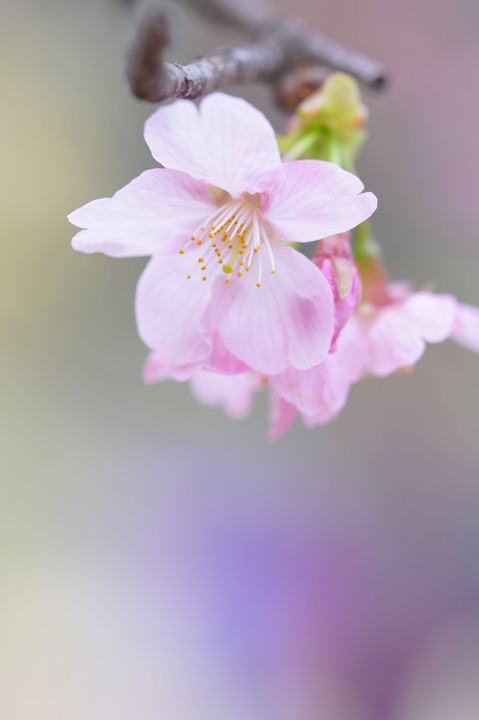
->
[150,287,479,439]
[69,93,377,376]
[271,285,463,426]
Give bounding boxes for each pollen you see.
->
[201,266,206,270]
[179,250,184,254]
[245,266,250,272]
[225,278,230,284]
[271,270,276,274]
[187,275,191,279]
[198,258,204,263]
[196,240,203,245]
[256,282,261,287]
[238,272,242,277]
[202,277,207,281]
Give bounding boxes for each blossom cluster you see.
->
[69,90,479,438]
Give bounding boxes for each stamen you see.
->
[181,196,278,285]
[260,225,276,274]
[257,252,263,287]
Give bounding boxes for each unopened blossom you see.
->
[312,232,361,351]
[69,93,377,376]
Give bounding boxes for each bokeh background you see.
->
[2,0,479,718]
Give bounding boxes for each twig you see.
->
[127,1,386,104]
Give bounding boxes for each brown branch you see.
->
[127,2,386,105]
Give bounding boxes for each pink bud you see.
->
[313,233,361,351]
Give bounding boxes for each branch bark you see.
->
[127,2,386,105]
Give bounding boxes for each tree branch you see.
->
[127,2,386,105]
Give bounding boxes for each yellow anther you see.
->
[191,236,196,241]
[218,259,223,264]
[209,233,214,238]
[198,258,204,263]
[239,251,244,255]
[211,225,216,230]
[271,270,276,274]
[201,266,206,270]
[212,243,216,248]
[238,272,242,277]
[225,278,230,284]
[187,275,191,279]
[256,282,261,287]
[202,276,207,281]
[239,260,244,265]
[228,244,233,249]
[254,248,259,252]
[179,250,184,254]
[197,240,203,245]
[245,266,250,271]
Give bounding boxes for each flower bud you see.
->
[313,233,361,351]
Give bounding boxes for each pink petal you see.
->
[451,302,479,353]
[261,160,377,244]
[204,335,250,375]
[267,390,297,441]
[270,314,367,421]
[143,337,212,383]
[69,169,214,257]
[367,292,457,376]
[400,292,458,342]
[144,93,281,197]
[189,370,264,419]
[135,254,214,350]
[210,245,334,375]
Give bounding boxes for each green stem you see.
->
[353,220,381,261]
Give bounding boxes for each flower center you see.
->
[179,196,276,287]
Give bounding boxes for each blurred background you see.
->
[1,0,479,718]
